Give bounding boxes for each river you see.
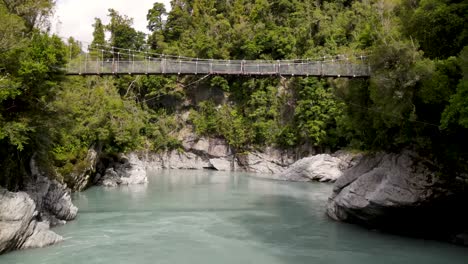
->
[2,170,467,263]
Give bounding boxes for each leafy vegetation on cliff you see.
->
[0,0,467,189]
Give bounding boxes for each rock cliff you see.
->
[326,151,468,245]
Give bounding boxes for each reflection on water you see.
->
[1,170,468,264]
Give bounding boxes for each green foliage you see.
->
[143,109,181,152]
[1,0,54,31]
[51,77,146,153]
[91,18,106,49]
[147,2,167,32]
[0,1,69,189]
[190,101,219,136]
[106,9,146,50]
[402,0,468,59]
[216,105,251,150]
[294,78,345,147]
[3,0,468,189]
[190,101,251,151]
[441,47,468,130]
[0,3,26,54]
[210,76,230,92]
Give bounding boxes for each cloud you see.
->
[52,0,171,45]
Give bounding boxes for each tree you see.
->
[91,18,106,49]
[402,0,468,59]
[1,0,54,31]
[67,37,81,59]
[106,9,146,50]
[294,77,344,147]
[147,2,167,32]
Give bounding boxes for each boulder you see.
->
[278,151,361,182]
[274,154,351,182]
[209,158,231,171]
[326,151,468,243]
[21,221,63,250]
[0,188,63,254]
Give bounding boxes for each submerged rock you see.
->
[326,151,468,244]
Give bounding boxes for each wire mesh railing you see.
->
[66,58,370,77]
[64,44,370,77]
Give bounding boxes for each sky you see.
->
[52,0,171,45]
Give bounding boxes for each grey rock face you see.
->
[0,188,63,254]
[69,147,100,191]
[327,152,433,222]
[159,150,211,170]
[26,158,78,225]
[326,151,468,243]
[101,168,122,187]
[99,153,148,187]
[236,148,296,174]
[144,134,301,174]
[182,137,232,158]
[20,221,63,250]
[0,157,79,254]
[209,158,232,171]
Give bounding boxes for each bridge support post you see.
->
[79,52,82,74]
[84,52,88,73]
[277,61,280,76]
[320,59,323,77]
[117,52,120,74]
[178,56,181,75]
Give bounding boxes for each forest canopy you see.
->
[0,0,467,190]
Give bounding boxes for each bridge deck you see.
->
[66,59,370,77]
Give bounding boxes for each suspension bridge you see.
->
[66,45,371,78]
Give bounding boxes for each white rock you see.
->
[275,154,347,182]
[237,151,292,174]
[209,158,231,171]
[161,150,210,170]
[21,221,63,250]
[0,188,64,254]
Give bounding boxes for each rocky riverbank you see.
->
[0,158,78,254]
[326,151,468,246]
[3,141,467,254]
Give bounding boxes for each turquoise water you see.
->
[1,170,467,264]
